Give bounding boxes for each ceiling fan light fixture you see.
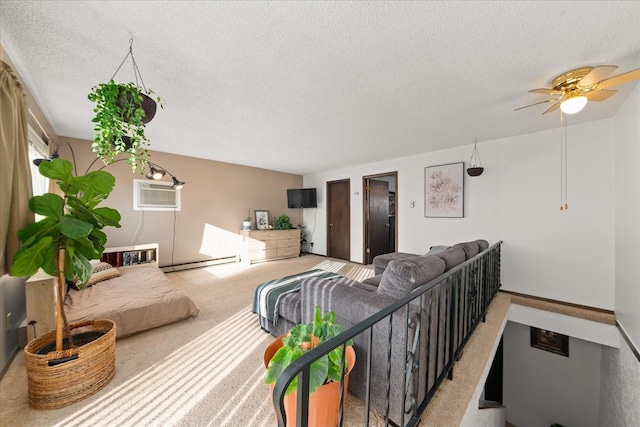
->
[560,96,587,114]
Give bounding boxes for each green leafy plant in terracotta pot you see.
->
[88,80,163,172]
[10,158,122,409]
[264,307,356,427]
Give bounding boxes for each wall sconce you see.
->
[34,143,185,189]
[467,139,484,177]
[145,162,185,189]
[32,141,77,174]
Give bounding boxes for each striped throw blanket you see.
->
[252,269,341,326]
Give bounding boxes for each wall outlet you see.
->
[5,313,11,331]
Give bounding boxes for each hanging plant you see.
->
[87,39,164,172]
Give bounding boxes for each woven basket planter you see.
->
[23,319,116,409]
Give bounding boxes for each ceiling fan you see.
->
[515,65,640,115]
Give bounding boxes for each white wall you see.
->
[304,118,616,309]
[613,82,640,350]
[503,321,602,427]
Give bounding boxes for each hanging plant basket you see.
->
[88,39,163,172]
[466,166,484,176]
[117,88,157,124]
[466,139,484,177]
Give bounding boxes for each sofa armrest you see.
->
[299,276,397,326]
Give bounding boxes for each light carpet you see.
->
[0,255,385,427]
[1,255,509,427]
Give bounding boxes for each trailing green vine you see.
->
[88,80,163,172]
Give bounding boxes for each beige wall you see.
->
[63,138,303,267]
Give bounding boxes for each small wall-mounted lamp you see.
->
[145,162,185,189]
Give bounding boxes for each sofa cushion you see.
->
[452,241,480,260]
[475,239,489,251]
[427,245,449,254]
[434,247,466,271]
[378,255,446,299]
[361,274,382,288]
[373,252,420,275]
[352,282,379,293]
[278,292,302,324]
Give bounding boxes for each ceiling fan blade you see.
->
[542,103,560,115]
[596,68,640,89]
[585,89,617,101]
[514,98,559,111]
[529,88,564,95]
[578,65,618,87]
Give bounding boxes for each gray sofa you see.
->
[261,239,493,424]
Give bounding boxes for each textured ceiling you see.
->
[1,1,639,175]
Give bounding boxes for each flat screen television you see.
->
[287,188,317,208]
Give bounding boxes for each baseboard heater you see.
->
[160,255,239,273]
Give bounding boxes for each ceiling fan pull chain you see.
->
[564,114,568,210]
[559,111,569,211]
[560,112,564,210]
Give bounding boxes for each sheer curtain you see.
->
[1,60,34,275]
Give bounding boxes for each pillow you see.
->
[426,245,449,255]
[434,246,466,271]
[475,239,489,251]
[452,242,480,260]
[72,262,121,289]
[378,255,446,299]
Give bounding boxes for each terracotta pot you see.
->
[264,334,356,427]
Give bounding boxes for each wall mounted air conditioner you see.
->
[133,179,181,211]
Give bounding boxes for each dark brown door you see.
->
[327,179,350,261]
[364,173,397,264]
[366,179,390,264]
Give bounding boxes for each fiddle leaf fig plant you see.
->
[265,307,353,395]
[10,158,121,350]
[88,80,163,172]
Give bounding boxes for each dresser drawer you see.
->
[277,246,300,258]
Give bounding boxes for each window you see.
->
[27,125,49,219]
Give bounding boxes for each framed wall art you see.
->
[255,210,270,230]
[424,162,464,218]
[530,327,569,357]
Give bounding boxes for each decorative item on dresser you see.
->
[255,210,270,230]
[241,229,300,264]
[243,210,252,231]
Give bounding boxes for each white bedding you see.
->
[64,266,199,337]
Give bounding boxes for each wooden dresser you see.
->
[241,229,299,264]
